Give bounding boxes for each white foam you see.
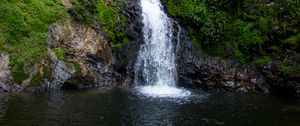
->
[137,86,191,98]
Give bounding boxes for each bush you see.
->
[166,0,228,48]
[166,0,300,64]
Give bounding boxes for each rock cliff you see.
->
[0,0,299,98]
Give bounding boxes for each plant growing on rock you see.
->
[0,0,67,84]
[166,0,300,70]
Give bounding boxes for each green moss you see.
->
[233,49,246,64]
[0,0,67,84]
[74,63,81,76]
[28,74,42,87]
[283,34,300,49]
[69,0,97,25]
[43,66,52,81]
[96,0,128,47]
[69,0,128,48]
[54,48,65,61]
[188,28,202,51]
[280,65,296,75]
[253,56,271,65]
[10,62,28,84]
[0,30,4,53]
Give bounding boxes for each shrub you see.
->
[166,0,300,64]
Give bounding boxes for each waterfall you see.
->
[134,0,190,98]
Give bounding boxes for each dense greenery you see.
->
[0,0,67,83]
[69,0,128,48]
[0,0,128,84]
[166,0,300,65]
[1,0,299,85]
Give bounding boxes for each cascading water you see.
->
[134,0,190,98]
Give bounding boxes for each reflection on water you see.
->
[120,88,207,126]
[0,94,9,122]
[0,89,300,126]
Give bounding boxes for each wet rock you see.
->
[46,15,118,90]
[262,61,300,97]
[51,61,75,89]
[0,53,15,92]
[175,28,269,93]
[115,0,144,86]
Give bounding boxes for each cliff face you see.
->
[118,0,267,93]
[176,30,269,93]
[0,0,123,92]
[46,15,121,90]
[0,0,299,97]
[0,14,121,92]
[119,0,300,97]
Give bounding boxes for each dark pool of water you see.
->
[0,88,299,126]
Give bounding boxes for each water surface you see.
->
[0,88,300,126]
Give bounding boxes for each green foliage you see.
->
[225,19,266,63]
[28,74,42,87]
[28,65,52,87]
[74,63,81,76]
[166,0,228,48]
[283,33,300,50]
[69,0,97,25]
[96,0,128,47]
[69,0,128,48]
[166,0,300,63]
[188,28,202,51]
[253,56,271,65]
[54,48,65,61]
[10,61,28,84]
[0,29,5,52]
[280,65,299,75]
[0,0,67,83]
[43,66,52,81]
